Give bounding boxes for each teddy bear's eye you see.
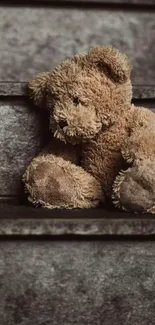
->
[73,96,79,106]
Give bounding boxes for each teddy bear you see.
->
[22,46,155,214]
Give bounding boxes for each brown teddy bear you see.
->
[23,46,155,213]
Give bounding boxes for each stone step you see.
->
[0,204,155,236]
[3,0,155,5]
[0,5,154,84]
[0,204,155,324]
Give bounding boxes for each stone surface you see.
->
[133,86,155,100]
[15,0,155,3]
[0,83,155,99]
[0,101,49,195]
[0,7,154,84]
[0,82,27,96]
[0,240,155,324]
[0,204,155,235]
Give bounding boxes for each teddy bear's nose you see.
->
[59,120,68,129]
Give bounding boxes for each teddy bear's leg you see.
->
[112,161,155,213]
[112,125,155,213]
[23,154,104,209]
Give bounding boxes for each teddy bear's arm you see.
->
[38,138,80,165]
[112,106,155,214]
[81,115,130,198]
[121,106,155,164]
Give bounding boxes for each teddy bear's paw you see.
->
[23,154,104,209]
[112,161,155,214]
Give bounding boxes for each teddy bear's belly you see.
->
[81,126,129,196]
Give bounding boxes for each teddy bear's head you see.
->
[29,46,132,144]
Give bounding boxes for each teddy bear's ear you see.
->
[87,46,131,83]
[28,72,51,109]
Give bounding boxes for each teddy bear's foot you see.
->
[23,154,104,209]
[112,161,155,214]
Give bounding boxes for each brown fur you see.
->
[23,46,155,213]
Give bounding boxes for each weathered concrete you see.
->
[21,0,155,4]
[0,204,155,235]
[0,7,154,84]
[0,83,155,99]
[133,86,155,100]
[0,101,49,195]
[0,82,27,96]
[0,239,155,325]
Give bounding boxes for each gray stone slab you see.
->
[133,86,155,100]
[0,102,49,195]
[0,7,154,84]
[0,82,27,96]
[0,204,155,236]
[0,197,19,205]
[1,213,155,236]
[0,83,155,99]
[11,0,155,3]
[1,240,155,324]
